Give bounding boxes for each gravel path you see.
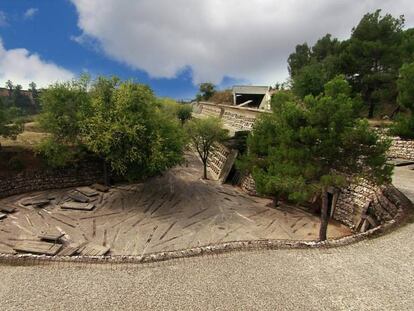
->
[0,219,413,310]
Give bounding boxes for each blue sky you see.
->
[0,0,201,99]
[0,0,413,99]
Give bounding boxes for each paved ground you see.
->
[393,163,414,202]
[0,213,413,310]
[0,158,412,310]
[0,153,350,256]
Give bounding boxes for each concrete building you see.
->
[232,85,273,110]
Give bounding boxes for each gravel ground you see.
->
[0,219,413,311]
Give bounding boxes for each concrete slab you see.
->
[0,153,352,256]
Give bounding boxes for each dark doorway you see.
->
[226,165,241,185]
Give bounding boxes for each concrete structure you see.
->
[193,101,414,233]
[232,85,273,110]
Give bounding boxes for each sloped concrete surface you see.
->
[0,216,413,310]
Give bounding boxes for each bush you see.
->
[389,115,414,139]
[36,138,77,167]
[7,156,25,172]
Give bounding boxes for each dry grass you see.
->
[0,122,48,149]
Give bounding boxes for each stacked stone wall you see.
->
[221,109,257,131]
[199,104,222,118]
[240,174,257,195]
[334,180,399,228]
[387,136,414,161]
[0,162,103,199]
[207,143,231,180]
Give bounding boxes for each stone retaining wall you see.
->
[388,136,414,161]
[195,102,264,132]
[334,180,399,229]
[240,174,257,195]
[0,162,103,199]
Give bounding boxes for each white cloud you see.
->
[0,39,74,89]
[71,0,414,85]
[0,11,7,26]
[23,8,39,20]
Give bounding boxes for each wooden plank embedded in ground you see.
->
[0,205,16,213]
[67,191,90,203]
[91,183,110,192]
[76,187,99,197]
[58,243,85,256]
[13,240,62,255]
[79,243,110,256]
[21,198,50,207]
[39,231,65,242]
[61,202,95,211]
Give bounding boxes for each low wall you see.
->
[0,162,103,199]
[239,173,404,232]
[388,136,414,161]
[207,143,238,182]
[240,174,257,195]
[334,180,400,229]
[194,102,265,133]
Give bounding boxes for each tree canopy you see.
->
[38,76,187,182]
[288,10,412,118]
[0,97,23,149]
[390,62,414,138]
[186,117,228,179]
[196,82,216,101]
[240,76,392,240]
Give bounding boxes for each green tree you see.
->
[292,63,328,98]
[29,81,39,110]
[81,78,186,181]
[288,43,311,77]
[290,35,342,99]
[241,76,392,240]
[0,97,23,150]
[196,83,216,101]
[342,10,404,118]
[37,76,90,166]
[186,117,228,179]
[312,34,341,62]
[390,62,414,138]
[5,80,13,97]
[401,28,414,63]
[176,104,193,125]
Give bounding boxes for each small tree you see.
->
[5,80,13,97]
[241,76,392,241]
[196,83,216,101]
[342,10,404,118]
[0,97,23,150]
[390,62,414,138]
[176,105,192,125]
[81,78,186,182]
[37,76,91,166]
[186,117,228,179]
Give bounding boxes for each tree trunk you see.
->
[368,99,375,119]
[319,189,329,241]
[102,159,110,186]
[203,161,208,179]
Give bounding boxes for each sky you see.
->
[0,0,413,100]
